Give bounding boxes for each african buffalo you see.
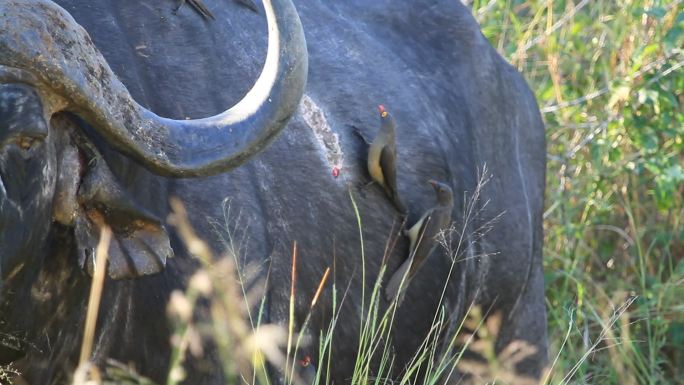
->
[0,0,547,384]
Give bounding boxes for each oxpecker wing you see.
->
[385,180,454,302]
[379,144,406,213]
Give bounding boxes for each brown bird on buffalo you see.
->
[353,105,407,214]
[385,180,453,302]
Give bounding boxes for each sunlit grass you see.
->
[474,0,683,383]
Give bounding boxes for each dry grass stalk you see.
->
[285,241,298,384]
[79,226,112,365]
[72,226,112,385]
[167,197,294,385]
[311,267,331,308]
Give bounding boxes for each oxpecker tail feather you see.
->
[391,190,408,215]
[385,257,412,302]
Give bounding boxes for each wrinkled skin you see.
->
[0,85,55,281]
[0,0,547,384]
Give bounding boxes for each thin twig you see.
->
[560,297,637,385]
[521,0,591,52]
[541,89,609,113]
[285,241,297,384]
[566,122,607,158]
[542,53,682,113]
[476,0,498,20]
[644,59,684,87]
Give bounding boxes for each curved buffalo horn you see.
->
[0,0,307,177]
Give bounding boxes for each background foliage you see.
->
[472,0,683,383]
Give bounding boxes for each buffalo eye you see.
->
[18,137,34,150]
[14,136,41,151]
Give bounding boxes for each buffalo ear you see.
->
[73,157,173,279]
[50,116,172,279]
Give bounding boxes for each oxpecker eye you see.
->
[332,166,340,178]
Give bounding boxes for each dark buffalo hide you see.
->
[0,0,547,384]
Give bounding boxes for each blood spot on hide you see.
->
[299,354,312,367]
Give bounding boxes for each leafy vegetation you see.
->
[473,0,683,383]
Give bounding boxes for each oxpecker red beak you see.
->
[378,104,389,118]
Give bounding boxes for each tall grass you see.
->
[473,0,683,383]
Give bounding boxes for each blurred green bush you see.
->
[473,0,683,383]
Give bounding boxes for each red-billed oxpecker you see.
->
[365,105,407,214]
[385,180,454,302]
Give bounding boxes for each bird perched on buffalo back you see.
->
[385,180,454,302]
[360,105,406,214]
